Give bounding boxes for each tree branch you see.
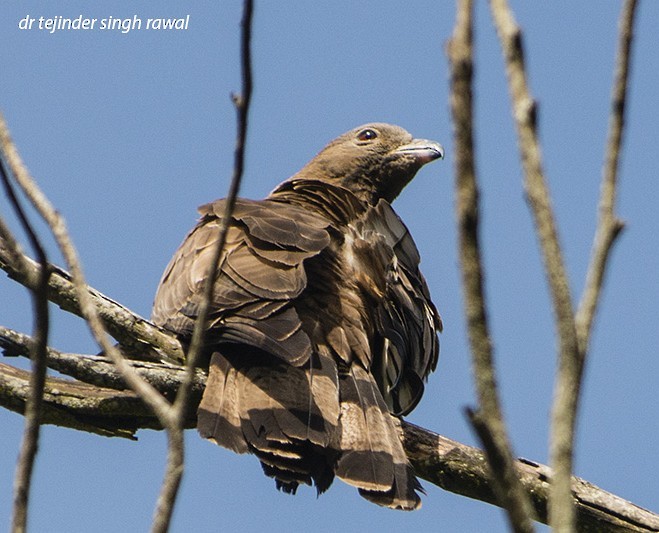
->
[488,2,641,531]
[1,334,657,532]
[151,1,254,531]
[0,246,185,363]
[0,3,646,530]
[487,2,626,530]
[0,107,186,533]
[576,0,637,350]
[448,2,534,531]
[0,127,51,533]
[0,115,176,430]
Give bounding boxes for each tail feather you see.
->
[359,461,424,510]
[336,366,395,491]
[336,365,421,510]
[359,415,424,510]
[238,350,339,447]
[256,442,336,494]
[197,353,249,453]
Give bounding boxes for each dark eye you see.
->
[357,128,378,141]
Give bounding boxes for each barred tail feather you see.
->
[336,365,421,510]
[359,416,424,510]
[197,352,249,454]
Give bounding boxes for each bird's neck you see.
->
[268,179,369,226]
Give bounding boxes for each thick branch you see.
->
[404,422,659,533]
[0,326,205,397]
[0,247,185,362]
[0,344,656,532]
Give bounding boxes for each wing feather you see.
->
[152,198,332,366]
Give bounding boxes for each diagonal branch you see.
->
[0,246,185,362]
[0,114,175,432]
[448,1,534,531]
[487,1,589,530]
[576,0,637,350]
[488,2,641,531]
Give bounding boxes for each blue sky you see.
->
[1,1,657,532]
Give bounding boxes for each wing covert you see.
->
[152,198,332,366]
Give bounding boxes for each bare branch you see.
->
[2,345,657,532]
[181,0,253,396]
[0,2,644,530]
[576,0,638,350]
[0,326,205,397]
[151,2,255,530]
[488,3,642,530]
[0,218,36,288]
[403,422,659,533]
[448,2,535,531]
[174,0,253,424]
[0,246,184,362]
[0,143,50,533]
[487,1,589,529]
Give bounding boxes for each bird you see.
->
[151,123,443,510]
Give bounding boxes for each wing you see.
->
[353,200,442,416]
[151,198,332,366]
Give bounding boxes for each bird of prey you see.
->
[152,123,443,510]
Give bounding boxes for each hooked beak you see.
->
[393,139,444,165]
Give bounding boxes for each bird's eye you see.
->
[357,129,378,141]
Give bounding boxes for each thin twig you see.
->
[150,2,254,531]
[488,2,640,531]
[151,427,185,533]
[487,2,584,530]
[1,155,50,533]
[448,2,535,531]
[576,0,637,350]
[180,0,253,398]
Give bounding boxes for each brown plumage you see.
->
[152,123,443,510]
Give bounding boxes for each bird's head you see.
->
[295,123,444,205]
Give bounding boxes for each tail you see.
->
[197,348,422,509]
[197,346,341,494]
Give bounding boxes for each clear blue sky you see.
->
[1,2,657,531]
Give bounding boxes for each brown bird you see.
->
[151,123,443,510]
